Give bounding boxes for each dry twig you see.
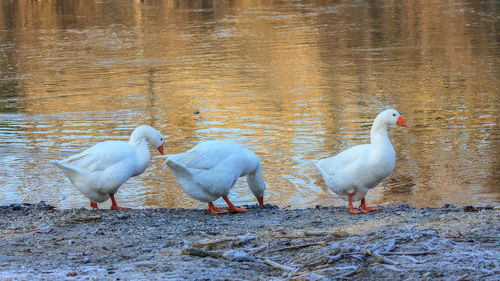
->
[182,247,222,258]
[68,216,102,222]
[191,237,237,248]
[379,251,436,256]
[337,263,364,278]
[246,244,268,254]
[267,241,327,253]
[303,230,348,238]
[364,249,399,265]
[262,258,296,272]
[303,252,343,268]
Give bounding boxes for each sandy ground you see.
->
[0,202,498,281]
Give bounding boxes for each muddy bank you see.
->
[0,203,498,280]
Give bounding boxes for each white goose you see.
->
[315,109,407,214]
[52,125,164,210]
[165,140,265,214]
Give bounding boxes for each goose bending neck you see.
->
[128,126,152,175]
[129,126,148,146]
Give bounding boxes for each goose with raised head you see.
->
[315,109,407,214]
[52,125,164,210]
[165,140,265,214]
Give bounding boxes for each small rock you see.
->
[37,225,54,233]
[302,273,326,281]
[262,204,279,210]
[141,247,153,253]
[223,250,256,262]
[464,206,478,212]
[234,235,256,246]
[397,204,412,210]
[117,214,130,220]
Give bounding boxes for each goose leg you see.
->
[90,201,99,210]
[109,194,130,210]
[208,202,229,214]
[348,194,365,214]
[222,196,249,213]
[359,198,379,212]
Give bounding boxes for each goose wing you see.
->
[61,141,135,173]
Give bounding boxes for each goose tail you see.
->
[314,160,329,180]
[51,160,89,185]
[165,158,193,178]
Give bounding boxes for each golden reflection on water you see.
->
[0,0,498,209]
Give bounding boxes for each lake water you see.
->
[0,0,498,210]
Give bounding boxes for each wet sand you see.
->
[0,202,498,280]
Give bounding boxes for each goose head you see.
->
[147,128,165,155]
[370,109,407,142]
[376,109,407,128]
[132,125,165,154]
[247,166,266,206]
[250,184,265,206]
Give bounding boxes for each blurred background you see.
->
[0,0,498,209]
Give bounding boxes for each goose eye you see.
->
[393,114,396,117]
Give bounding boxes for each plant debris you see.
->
[0,202,498,280]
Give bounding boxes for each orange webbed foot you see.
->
[109,194,130,210]
[222,196,249,213]
[360,205,379,212]
[208,202,229,214]
[349,208,366,214]
[360,198,379,212]
[348,194,367,214]
[229,206,249,213]
[90,202,99,210]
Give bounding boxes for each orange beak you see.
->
[257,196,264,206]
[396,116,407,127]
[157,144,164,155]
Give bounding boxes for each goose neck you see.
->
[129,135,150,175]
[370,123,390,146]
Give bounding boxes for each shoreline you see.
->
[1,202,498,280]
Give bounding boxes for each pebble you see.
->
[223,250,256,262]
[37,225,54,233]
[117,214,130,220]
[38,201,47,209]
[235,236,256,246]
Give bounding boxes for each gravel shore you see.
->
[0,202,498,280]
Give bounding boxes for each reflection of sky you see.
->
[0,0,498,209]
